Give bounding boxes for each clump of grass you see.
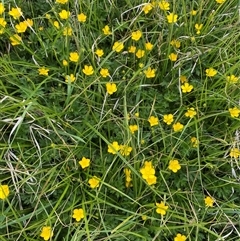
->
[1,0,240,240]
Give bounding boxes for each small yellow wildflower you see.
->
[181,82,193,93]
[72,208,84,221]
[62,59,68,66]
[135,112,139,117]
[168,159,181,173]
[106,83,117,95]
[69,52,79,62]
[88,176,100,189]
[24,18,33,27]
[0,185,10,200]
[56,0,68,3]
[40,226,53,241]
[79,157,90,169]
[173,122,184,132]
[190,10,197,15]
[63,27,72,36]
[129,125,138,134]
[144,67,156,78]
[78,13,87,22]
[53,21,60,29]
[163,114,174,125]
[195,23,203,35]
[191,137,199,147]
[120,145,132,156]
[139,63,144,68]
[229,107,240,118]
[142,3,153,14]
[216,0,226,3]
[148,116,158,127]
[185,108,197,118]
[169,53,178,62]
[112,41,124,52]
[131,30,142,41]
[95,49,104,57]
[82,65,94,76]
[65,74,76,83]
[10,34,22,46]
[124,168,132,187]
[226,75,238,84]
[128,46,136,53]
[167,13,178,23]
[205,68,217,77]
[136,49,145,58]
[0,18,7,28]
[108,141,120,154]
[102,25,111,35]
[140,161,157,185]
[38,67,49,76]
[204,196,214,207]
[100,68,110,78]
[229,148,240,158]
[45,14,51,20]
[9,7,22,19]
[159,1,170,11]
[156,201,168,215]
[174,233,187,241]
[180,75,187,83]
[170,39,181,48]
[0,3,5,14]
[145,42,153,51]
[59,9,70,20]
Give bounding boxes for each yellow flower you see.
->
[0,185,9,200]
[72,208,84,221]
[190,10,197,15]
[69,52,79,62]
[163,114,174,125]
[9,7,22,19]
[185,107,197,118]
[106,83,117,95]
[24,18,33,27]
[145,42,153,51]
[140,161,157,185]
[180,75,187,83]
[79,157,90,169]
[173,122,184,132]
[139,63,144,68]
[170,39,181,48]
[63,27,72,36]
[39,26,44,31]
[15,21,28,33]
[141,215,147,221]
[142,3,153,14]
[40,226,53,241]
[56,0,68,3]
[59,10,70,20]
[205,68,217,77]
[78,13,87,22]
[62,59,68,66]
[136,49,145,58]
[143,67,156,78]
[0,3,5,14]
[181,82,193,93]
[0,18,7,28]
[229,107,240,118]
[129,125,138,134]
[38,67,49,76]
[102,25,111,35]
[174,233,187,241]
[168,159,181,173]
[159,1,170,11]
[88,176,100,189]
[10,34,22,46]
[65,74,76,83]
[128,46,136,53]
[45,14,51,20]
[226,74,238,84]
[124,168,132,187]
[112,41,124,52]
[100,68,110,78]
[120,145,132,156]
[169,53,178,61]
[148,116,158,127]
[131,30,142,41]
[195,23,203,35]
[108,141,120,154]
[216,0,226,3]
[53,21,60,29]
[156,201,168,215]
[191,137,199,147]
[135,112,139,117]
[229,148,240,158]
[167,13,178,23]
[95,49,104,57]
[204,196,214,207]
[82,65,94,76]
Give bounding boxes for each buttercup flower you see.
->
[191,137,199,147]
[159,1,170,11]
[120,145,132,156]
[145,42,153,51]
[140,161,157,185]
[79,157,90,169]
[38,67,49,76]
[95,49,104,57]
[144,67,156,78]
[62,59,68,66]
[0,3,5,14]
[173,122,184,132]
[204,196,214,207]
[168,159,181,173]
[190,10,197,15]
[229,148,240,158]
[82,65,94,76]
[195,23,203,34]
[131,30,142,41]
[128,46,136,53]
[102,25,111,35]
[0,184,10,200]
[69,52,79,62]
[216,0,226,3]
[136,49,145,58]
[227,75,238,84]
[0,18,7,32]
[108,141,120,154]
[24,19,33,27]
[65,74,76,83]
[10,34,22,46]
[72,208,84,221]
[56,0,68,3]
[78,13,87,22]
[124,168,132,187]
[174,233,187,241]
[15,21,28,33]
[156,201,168,215]
[63,27,72,36]
[185,108,197,118]
[53,21,60,29]
[142,3,153,14]
[163,114,174,125]
[106,83,117,95]
[169,53,177,61]
[167,13,178,23]
[40,226,53,241]
[59,10,70,20]
[205,68,217,77]
[88,176,100,188]
[229,107,240,118]
[180,75,187,83]
[170,39,181,48]
[9,7,22,19]
[112,41,124,52]
[181,83,193,93]
[100,68,110,78]
[148,116,158,127]
[129,125,138,134]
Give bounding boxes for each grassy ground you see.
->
[1,0,240,240]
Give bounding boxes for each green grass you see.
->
[1,0,240,240]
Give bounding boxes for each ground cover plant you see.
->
[0,0,240,240]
